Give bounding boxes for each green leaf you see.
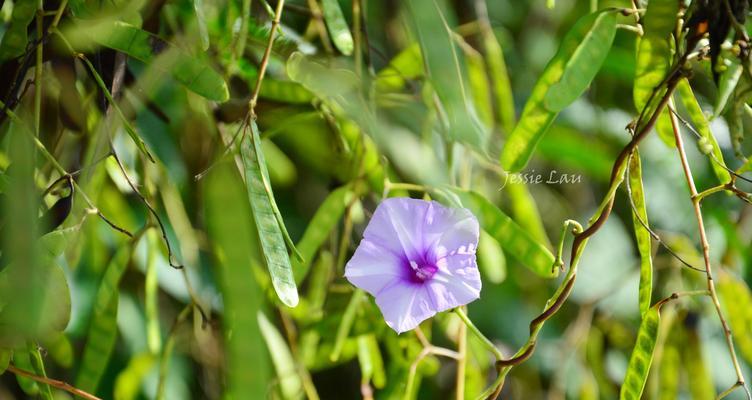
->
[543,11,618,111]
[94,246,132,316]
[82,21,229,101]
[501,10,618,172]
[714,59,742,118]
[114,353,157,400]
[0,0,36,60]
[506,181,551,249]
[321,0,354,55]
[633,0,677,111]
[76,290,119,393]
[676,78,732,184]
[406,0,487,151]
[717,273,752,366]
[193,0,210,51]
[240,121,299,307]
[205,164,269,398]
[681,324,715,400]
[12,350,39,395]
[0,349,9,374]
[292,185,352,283]
[481,27,515,134]
[42,332,74,369]
[449,189,556,278]
[633,0,677,148]
[477,230,506,284]
[375,43,423,92]
[619,305,660,400]
[357,334,386,389]
[464,47,494,128]
[628,152,653,317]
[656,336,679,400]
[260,79,315,104]
[145,230,162,354]
[258,311,303,400]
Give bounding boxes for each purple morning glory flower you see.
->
[345,197,481,333]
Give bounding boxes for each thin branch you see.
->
[248,0,286,116]
[7,365,102,400]
[669,102,752,400]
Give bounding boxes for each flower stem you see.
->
[454,308,503,360]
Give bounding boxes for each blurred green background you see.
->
[1,0,752,399]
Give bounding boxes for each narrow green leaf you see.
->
[193,0,210,51]
[357,334,386,389]
[714,60,742,117]
[464,48,494,128]
[619,306,660,400]
[292,186,352,283]
[240,121,299,307]
[145,230,162,354]
[258,312,303,400]
[13,349,39,395]
[543,11,618,111]
[331,289,366,361]
[506,181,551,248]
[628,152,653,317]
[450,189,556,278]
[407,0,487,151]
[717,273,752,366]
[28,344,53,400]
[477,230,506,284]
[83,21,229,101]
[481,27,516,134]
[321,0,354,55]
[114,353,157,400]
[676,78,732,184]
[76,291,119,393]
[501,10,618,172]
[206,164,269,398]
[0,0,36,60]
[94,246,132,316]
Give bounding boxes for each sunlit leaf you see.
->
[481,27,515,134]
[501,10,618,172]
[193,0,210,51]
[321,0,354,55]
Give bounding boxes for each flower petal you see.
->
[429,253,482,310]
[424,206,479,259]
[374,281,436,334]
[362,198,431,260]
[345,239,406,296]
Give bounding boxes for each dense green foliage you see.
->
[2,0,752,399]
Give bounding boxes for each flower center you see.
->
[408,260,437,282]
